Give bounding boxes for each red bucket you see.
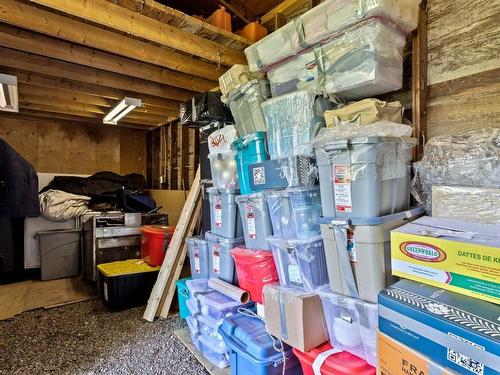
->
[231,247,278,304]
[141,225,174,266]
[293,342,375,375]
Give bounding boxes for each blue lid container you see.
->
[175,277,191,320]
[232,132,270,195]
[219,313,302,375]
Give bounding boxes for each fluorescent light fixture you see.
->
[0,73,19,113]
[103,97,142,125]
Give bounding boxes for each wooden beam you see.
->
[412,5,428,159]
[260,0,313,30]
[0,0,223,80]
[0,25,217,93]
[5,70,181,110]
[143,168,201,321]
[0,47,194,101]
[29,0,246,66]
[17,104,164,128]
[219,0,255,23]
[18,84,178,117]
[110,0,252,50]
[9,109,155,130]
[19,94,171,124]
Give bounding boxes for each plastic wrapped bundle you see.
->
[432,186,500,224]
[412,127,500,214]
[226,80,271,136]
[266,50,319,97]
[244,0,418,72]
[244,19,304,72]
[219,64,265,100]
[262,90,332,159]
[180,92,233,126]
[319,18,406,99]
[301,0,418,45]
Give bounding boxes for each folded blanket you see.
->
[39,189,91,222]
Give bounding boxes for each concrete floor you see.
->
[0,299,208,375]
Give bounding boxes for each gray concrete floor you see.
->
[0,299,208,375]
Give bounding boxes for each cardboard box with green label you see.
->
[391,216,500,304]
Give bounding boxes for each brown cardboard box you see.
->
[378,332,457,375]
[263,284,328,352]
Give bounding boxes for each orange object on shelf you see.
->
[207,6,232,32]
[237,22,268,42]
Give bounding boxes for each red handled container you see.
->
[140,225,174,266]
[293,342,375,375]
[231,247,278,304]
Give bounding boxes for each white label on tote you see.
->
[214,197,222,228]
[333,165,352,213]
[246,205,256,239]
[103,281,108,302]
[288,264,302,284]
[347,229,357,262]
[212,245,221,274]
[194,252,201,273]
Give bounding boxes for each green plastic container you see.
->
[176,277,192,319]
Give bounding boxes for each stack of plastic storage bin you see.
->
[244,0,417,100]
[185,279,254,369]
[310,122,422,368]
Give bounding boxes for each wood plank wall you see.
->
[426,0,500,138]
[0,115,147,176]
[148,122,199,190]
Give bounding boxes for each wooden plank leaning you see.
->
[143,167,201,322]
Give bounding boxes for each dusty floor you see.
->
[0,299,208,375]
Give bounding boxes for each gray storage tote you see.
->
[235,192,273,250]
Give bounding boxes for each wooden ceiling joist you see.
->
[16,109,155,130]
[109,0,252,50]
[18,103,168,127]
[0,0,224,81]
[0,25,216,93]
[219,0,256,24]
[7,70,181,110]
[17,85,178,117]
[19,92,176,122]
[28,0,246,66]
[0,47,195,101]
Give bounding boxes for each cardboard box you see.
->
[379,280,500,375]
[378,332,456,375]
[263,284,328,352]
[391,216,500,304]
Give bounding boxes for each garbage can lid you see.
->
[97,259,160,277]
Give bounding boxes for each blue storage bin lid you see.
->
[317,207,425,226]
[219,313,292,364]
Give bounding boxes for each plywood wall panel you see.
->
[120,129,147,176]
[0,115,147,177]
[0,117,38,165]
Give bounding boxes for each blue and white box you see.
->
[379,280,500,375]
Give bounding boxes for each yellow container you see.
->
[390,216,500,304]
[238,22,268,42]
[207,6,232,32]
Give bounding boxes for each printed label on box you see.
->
[246,205,256,239]
[253,166,266,185]
[194,252,201,273]
[447,332,484,375]
[214,197,222,228]
[347,229,357,262]
[212,245,220,274]
[333,165,352,213]
[288,264,302,285]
